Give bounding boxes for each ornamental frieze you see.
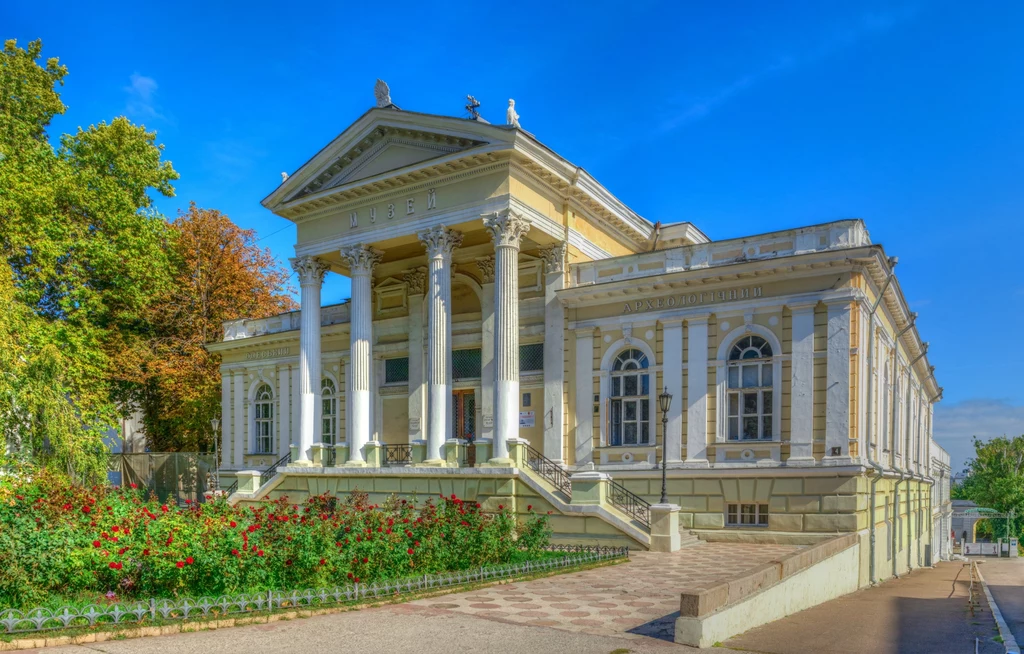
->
[622,286,763,314]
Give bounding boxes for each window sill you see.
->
[725,524,769,529]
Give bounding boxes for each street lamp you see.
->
[210,418,221,491]
[658,387,673,504]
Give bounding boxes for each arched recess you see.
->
[597,337,658,449]
[714,323,783,444]
[451,272,483,315]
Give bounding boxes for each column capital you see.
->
[685,313,712,326]
[538,242,567,274]
[290,256,330,287]
[418,225,463,258]
[483,209,530,249]
[786,301,820,313]
[403,267,427,295]
[339,245,383,276]
[475,255,496,283]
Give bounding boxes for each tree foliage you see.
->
[954,435,1024,540]
[0,39,178,481]
[136,204,296,452]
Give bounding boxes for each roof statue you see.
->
[466,95,482,120]
[374,79,392,108]
[281,172,289,183]
[506,99,520,128]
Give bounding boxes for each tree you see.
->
[136,204,296,452]
[0,39,179,481]
[954,435,1024,540]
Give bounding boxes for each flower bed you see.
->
[0,470,552,609]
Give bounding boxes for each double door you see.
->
[451,390,476,441]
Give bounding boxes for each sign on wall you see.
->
[622,286,763,314]
[519,411,535,428]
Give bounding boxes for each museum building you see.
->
[211,84,950,581]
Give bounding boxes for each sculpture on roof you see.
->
[374,79,392,108]
[506,99,520,128]
[466,95,481,120]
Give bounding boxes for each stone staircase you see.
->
[678,529,704,549]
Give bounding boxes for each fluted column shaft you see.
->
[340,245,382,463]
[484,210,530,462]
[291,256,330,464]
[419,226,463,463]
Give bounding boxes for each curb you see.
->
[976,565,1021,654]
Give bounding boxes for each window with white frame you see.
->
[726,503,769,527]
[609,348,650,446]
[726,335,774,440]
[321,377,337,445]
[253,383,274,454]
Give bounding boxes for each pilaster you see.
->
[660,318,684,463]
[540,243,566,463]
[478,255,496,443]
[825,300,853,464]
[574,328,595,465]
[405,268,426,444]
[684,315,710,466]
[788,303,817,465]
[220,372,232,469]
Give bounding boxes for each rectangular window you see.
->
[384,357,409,384]
[519,343,544,373]
[453,348,482,380]
[726,503,769,527]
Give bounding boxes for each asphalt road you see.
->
[979,557,1024,648]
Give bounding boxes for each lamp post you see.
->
[210,418,220,491]
[658,387,673,504]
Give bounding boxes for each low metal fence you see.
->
[383,444,412,466]
[0,546,627,635]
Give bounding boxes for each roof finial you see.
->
[506,99,520,128]
[466,95,481,120]
[374,79,392,108]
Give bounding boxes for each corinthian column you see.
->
[339,245,382,464]
[290,255,330,464]
[484,210,530,463]
[418,226,463,464]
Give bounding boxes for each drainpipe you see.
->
[866,259,897,585]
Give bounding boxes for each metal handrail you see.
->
[383,444,412,466]
[262,451,292,482]
[608,479,651,529]
[525,445,572,499]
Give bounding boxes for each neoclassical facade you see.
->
[210,92,947,579]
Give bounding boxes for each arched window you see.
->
[726,336,773,440]
[253,383,274,454]
[610,348,650,446]
[321,377,337,445]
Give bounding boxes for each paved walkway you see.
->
[979,557,1024,648]
[724,561,1004,654]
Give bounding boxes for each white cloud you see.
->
[933,399,1024,475]
[124,73,164,121]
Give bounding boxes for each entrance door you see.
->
[452,390,476,441]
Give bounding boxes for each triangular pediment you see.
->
[271,110,503,208]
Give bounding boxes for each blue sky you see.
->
[6,1,1023,472]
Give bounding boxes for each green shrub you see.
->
[0,470,550,608]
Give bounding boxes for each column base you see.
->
[340,460,369,468]
[413,459,448,468]
[680,459,711,469]
[289,459,316,468]
[822,455,855,467]
[482,457,515,467]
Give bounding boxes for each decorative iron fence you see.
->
[0,546,628,635]
[525,445,572,500]
[383,444,412,466]
[608,479,650,529]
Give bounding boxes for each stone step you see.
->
[678,531,704,549]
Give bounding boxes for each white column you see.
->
[405,269,426,444]
[661,318,684,463]
[418,226,463,463]
[290,255,330,464]
[339,245,382,464]
[220,370,232,468]
[484,210,530,463]
[684,315,710,466]
[574,328,594,465]
[540,244,566,463]
[825,301,852,462]
[278,365,291,455]
[232,370,244,467]
[477,256,496,444]
[789,304,817,465]
[290,365,301,452]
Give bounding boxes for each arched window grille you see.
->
[253,383,274,454]
[726,336,774,440]
[610,348,650,446]
[321,377,337,445]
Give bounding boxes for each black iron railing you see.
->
[261,451,292,485]
[461,442,478,467]
[383,444,412,466]
[324,446,337,467]
[608,479,650,529]
[525,445,572,499]
[224,479,238,495]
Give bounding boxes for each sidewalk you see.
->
[724,561,1003,654]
